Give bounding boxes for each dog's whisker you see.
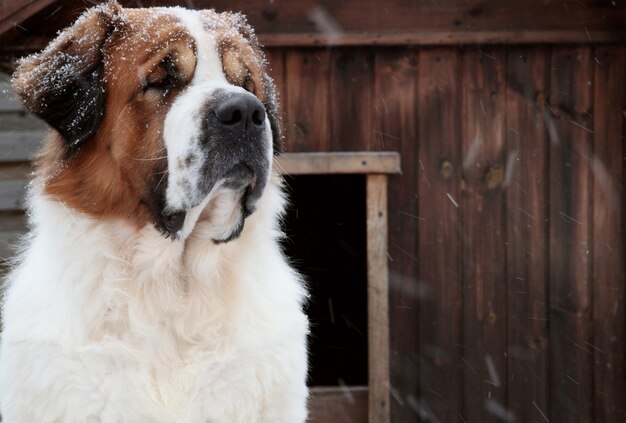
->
[155,170,169,189]
[130,155,168,161]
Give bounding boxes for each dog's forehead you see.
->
[118,8,248,50]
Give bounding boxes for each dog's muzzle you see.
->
[158,91,271,239]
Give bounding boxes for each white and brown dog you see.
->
[0,2,309,422]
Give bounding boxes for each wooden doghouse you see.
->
[1,1,626,422]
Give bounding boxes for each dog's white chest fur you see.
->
[0,183,309,422]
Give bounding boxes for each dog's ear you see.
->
[11,1,122,149]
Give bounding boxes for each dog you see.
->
[0,2,309,422]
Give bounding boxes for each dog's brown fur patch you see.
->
[36,8,196,229]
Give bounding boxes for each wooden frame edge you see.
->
[275,152,401,175]
[366,174,390,423]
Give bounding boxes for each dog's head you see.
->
[12,1,281,242]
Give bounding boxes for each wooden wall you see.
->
[264,44,626,422]
[0,73,40,261]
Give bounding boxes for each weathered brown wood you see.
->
[372,48,419,423]
[0,153,401,216]
[416,47,464,422]
[6,30,626,54]
[284,49,330,152]
[308,386,368,423]
[274,152,400,175]
[549,46,594,422]
[0,78,22,111]
[0,0,58,43]
[0,229,23,261]
[3,0,626,52]
[0,211,27,263]
[504,47,550,422]
[329,49,374,151]
[460,47,507,422]
[591,45,626,422]
[366,174,390,423]
[0,163,32,180]
[0,130,45,161]
[258,30,626,47]
[0,112,46,131]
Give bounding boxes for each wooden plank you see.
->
[0,163,32,180]
[0,212,27,263]
[548,46,594,422]
[366,174,390,423]
[591,45,626,422]
[0,0,58,45]
[0,130,45,161]
[0,180,27,211]
[308,386,368,423]
[460,47,507,423]
[373,48,419,423]
[0,229,25,263]
[0,113,47,131]
[7,31,626,57]
[504,47,550,422]
[6,29,626,54]
[4,0,626,52]
[0,78,24,112]
[284,49,330,152]
[0,153,399,214]
[329,49,374,151]
[257,30,626,47]
[275,152,401,175]
[415,47,463,423]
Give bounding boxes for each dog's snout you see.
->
[214,93,266,128]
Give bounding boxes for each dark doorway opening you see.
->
[281,174,368,387]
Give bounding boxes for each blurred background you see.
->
[1,1,626,422]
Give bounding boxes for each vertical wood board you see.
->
[460,47,508,423]
[366,174,390,423]
[416,47,464,423]
[373,48,420,423]
[548,46,594,422]
[504,47,551,423]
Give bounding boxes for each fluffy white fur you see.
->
[0,176,309,422]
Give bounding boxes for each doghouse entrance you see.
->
[282,174,368,387]
[275,151,400,423]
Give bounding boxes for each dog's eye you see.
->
[243,74,255,93]
[144,57,178,91]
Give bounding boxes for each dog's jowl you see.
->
[0,2,309,422]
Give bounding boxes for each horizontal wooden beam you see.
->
[259,30,626,47]
[308,386,368,422]
[0,0,57,41]
[0,152,399,214]
[275,152,401,175]
[0,131,45,161]
[3,30,625,55]
[0,79,22,111]
[0,180,27,211]
[2,0,626,55]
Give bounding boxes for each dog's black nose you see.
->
[214,93,266,128]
